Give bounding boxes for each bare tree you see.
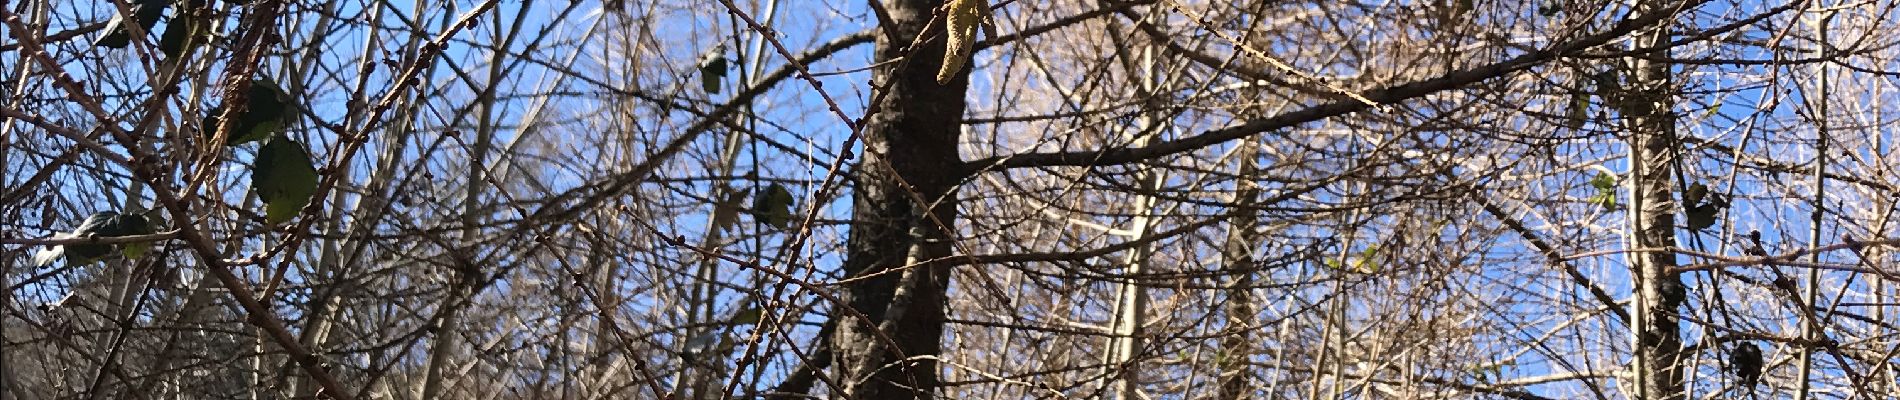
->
[5,0,1900,399]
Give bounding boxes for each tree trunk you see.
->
[1216,139,1260,400]
[1624,12,1686,400]
[830,0,968,398]
[1100,16,1165,400]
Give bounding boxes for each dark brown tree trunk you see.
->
[831,0,968,398]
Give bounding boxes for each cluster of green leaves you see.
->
[706,183,798,232]
[32,211,160,267]
[1324,245,1381,274]
[96,0,214,58]
[252,137,318,224]
[1588,172,1617,211]
[1564,70,1619,130]
[95,0,167,48]
[204,79,293,145]
[205,78,316,224]
[752,183,795,229]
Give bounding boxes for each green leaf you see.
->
[1586,172,1617,211]
[1564,89,1590,130]
[731,307,762,325]
[1353,245,1380,273]
[1682,183,1728,231]
[71,211,124,236]
[1685,205,1717,231]
[1589,192,1617,211]
[752,183,795,229]
[205,78,295,146]
[65,241,116,265]
[252,136,319,224]
[37,211,156,266]
[1683,182,1708,208]
[710,188,746,232]
[96,211,150,237]
[1324,247,1381,273]
[65,212,123,264]
[699,51,727,94]
[95,0,170,48]
[139,207,168,230]
[120,240,151,259]
[113,213,156,259]
[1699,105,1722,122]
[157,7,209,59]
[1590,172,1616,191]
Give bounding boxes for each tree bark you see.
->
[1623,12,1686,400]
[1216,140,1260,400]
[831,0,968,398]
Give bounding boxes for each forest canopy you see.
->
[2,0,1898,399]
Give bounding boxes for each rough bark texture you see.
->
[830,0,969,398]
[1217,141,1260,400]
[1625,17,1687,400]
